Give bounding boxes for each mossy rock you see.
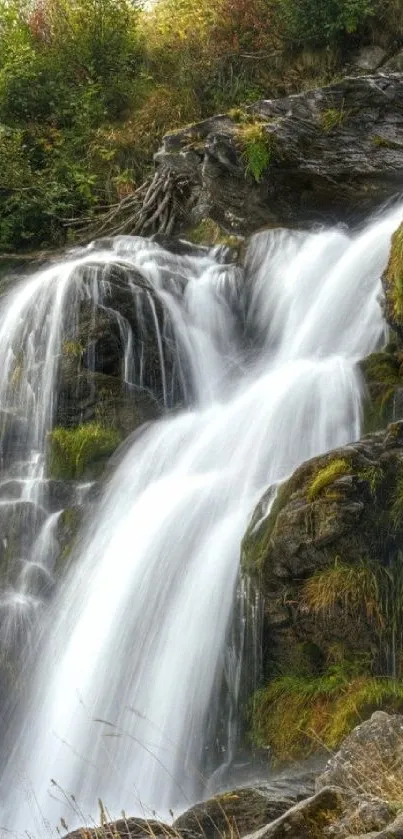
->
[56,366,161,436]
[54,505,84,576]
[0,501,47,586]
[48,423,122,481]
[360,349,403,432]
[174,788,294,839]
[185,217,244,257]
[242,422,403,691]
[382,222,403,339]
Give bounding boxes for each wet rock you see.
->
[56,367,161,437]
[0,501,47,583]
[154,74,403,234]
[174,788,294,839]
[0,409,28,465]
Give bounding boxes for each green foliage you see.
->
[277,0,377,45]
[307,457,351,502]
[251,666,403,759]
[236,123,274,183]
[0,0,401,250]
[48,422,121,480]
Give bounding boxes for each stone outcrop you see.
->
[153,73,403,235]
[242,421,403,676]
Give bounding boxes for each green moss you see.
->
[241,479,295,576]
[63,340,84,358]
[250,668,403,759]
[48,423,121,480]
[360,351,403,433]
[235,123,275,183]
[384,223,403,327]
[186,218,242,250]
[372,135,403,150]
[307,458,351,502]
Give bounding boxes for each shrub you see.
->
[236,123,274,182]
[277,0,377,46]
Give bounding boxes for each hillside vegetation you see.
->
[0,0,402,251]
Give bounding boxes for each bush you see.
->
[277,0,377,45]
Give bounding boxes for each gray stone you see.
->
[354,46,387,71]
[317,712,403,799]
[153,73,403,235]
[383,51,403,73]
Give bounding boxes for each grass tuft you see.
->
[307,457,351,502]
[48,423,121,480]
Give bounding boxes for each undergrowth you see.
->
[251,667,403,759]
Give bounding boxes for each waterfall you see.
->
[0,206,401,837]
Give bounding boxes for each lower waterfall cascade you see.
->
[0,203,402,837]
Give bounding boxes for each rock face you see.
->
[154,74,403,234]
[242,421,403,678]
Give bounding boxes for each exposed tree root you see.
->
[71,168,193,243]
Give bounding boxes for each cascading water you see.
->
[0,205,401,837]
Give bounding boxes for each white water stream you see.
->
[0,205,401,837]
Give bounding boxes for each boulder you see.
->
[317,712,403,800]
[174,788,294,839]
[353,47,387,71]
[153,74,403,235]
[383,51,403,73]
[242,421,403,677]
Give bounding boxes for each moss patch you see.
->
[307,458,351,502]
[48,423,121,480]
[185,217,242,251]
[382,222,403,333]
